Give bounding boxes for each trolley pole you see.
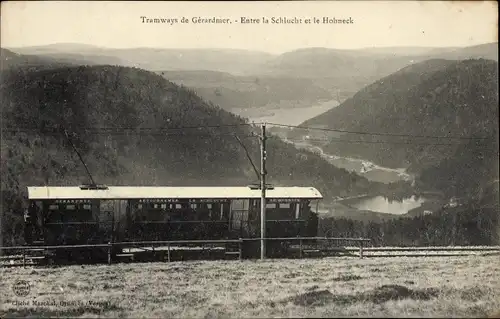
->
[260,123,267,260]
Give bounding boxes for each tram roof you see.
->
[27,186,323,200]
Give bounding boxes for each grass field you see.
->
[1,256,499,318]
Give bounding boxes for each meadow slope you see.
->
[1,256,499,318]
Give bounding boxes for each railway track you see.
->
[1,245,499,267]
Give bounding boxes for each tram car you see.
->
[24,185,322,260]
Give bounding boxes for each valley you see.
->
[227,100,449,219]
[1,40,498,247]
[279,137,414,184]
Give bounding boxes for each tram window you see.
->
[46,210,62,223]
[232,200,249,211]
[175,204,182,209]
[207,204,212,209]
[83,204,91,210]
[49,205,58,210]
[65,205,76,210]
[279,203,291,209]
[161,204,167,209]
[154,204,158,209]
[138,204,143,209]
[266,203,277,209]
[190,204,197,209]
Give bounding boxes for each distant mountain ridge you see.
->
[7,42,497,78]
[8,44,275,75]
[252,42,498,77]
[435,42,498,60]
[1,48,73,71]
[357,46,461,56]
[6,42,497,111]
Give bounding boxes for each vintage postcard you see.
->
[0,1,499,318]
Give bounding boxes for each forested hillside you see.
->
[301,59,456,130]
[1,64,386,245]
[302,59,499,173]
[0,64,381,195]
[417,136,499,200]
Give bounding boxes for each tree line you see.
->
[318,199,499,247]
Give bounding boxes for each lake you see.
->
[347,195,427,215]
[231,99,339,126]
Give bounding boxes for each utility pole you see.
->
[260,123,267,260]
[0,200,3,256]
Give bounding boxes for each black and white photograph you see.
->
[0,1,499,317]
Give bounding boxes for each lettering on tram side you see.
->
[138,198,230,203]
[189,199,230,203]
[55,199,91,204]
[268,198,301,203]
[139,198,180,203]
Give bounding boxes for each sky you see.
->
[1,1,498,54]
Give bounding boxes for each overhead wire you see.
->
[2,121,497,149]
[282,137,497,148]
[266,122,494,141]
[2,122,262,132]
[3,121,494,140]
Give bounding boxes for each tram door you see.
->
[99,200,127,242]
[114,200,128,241]
[230,199,250,236]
